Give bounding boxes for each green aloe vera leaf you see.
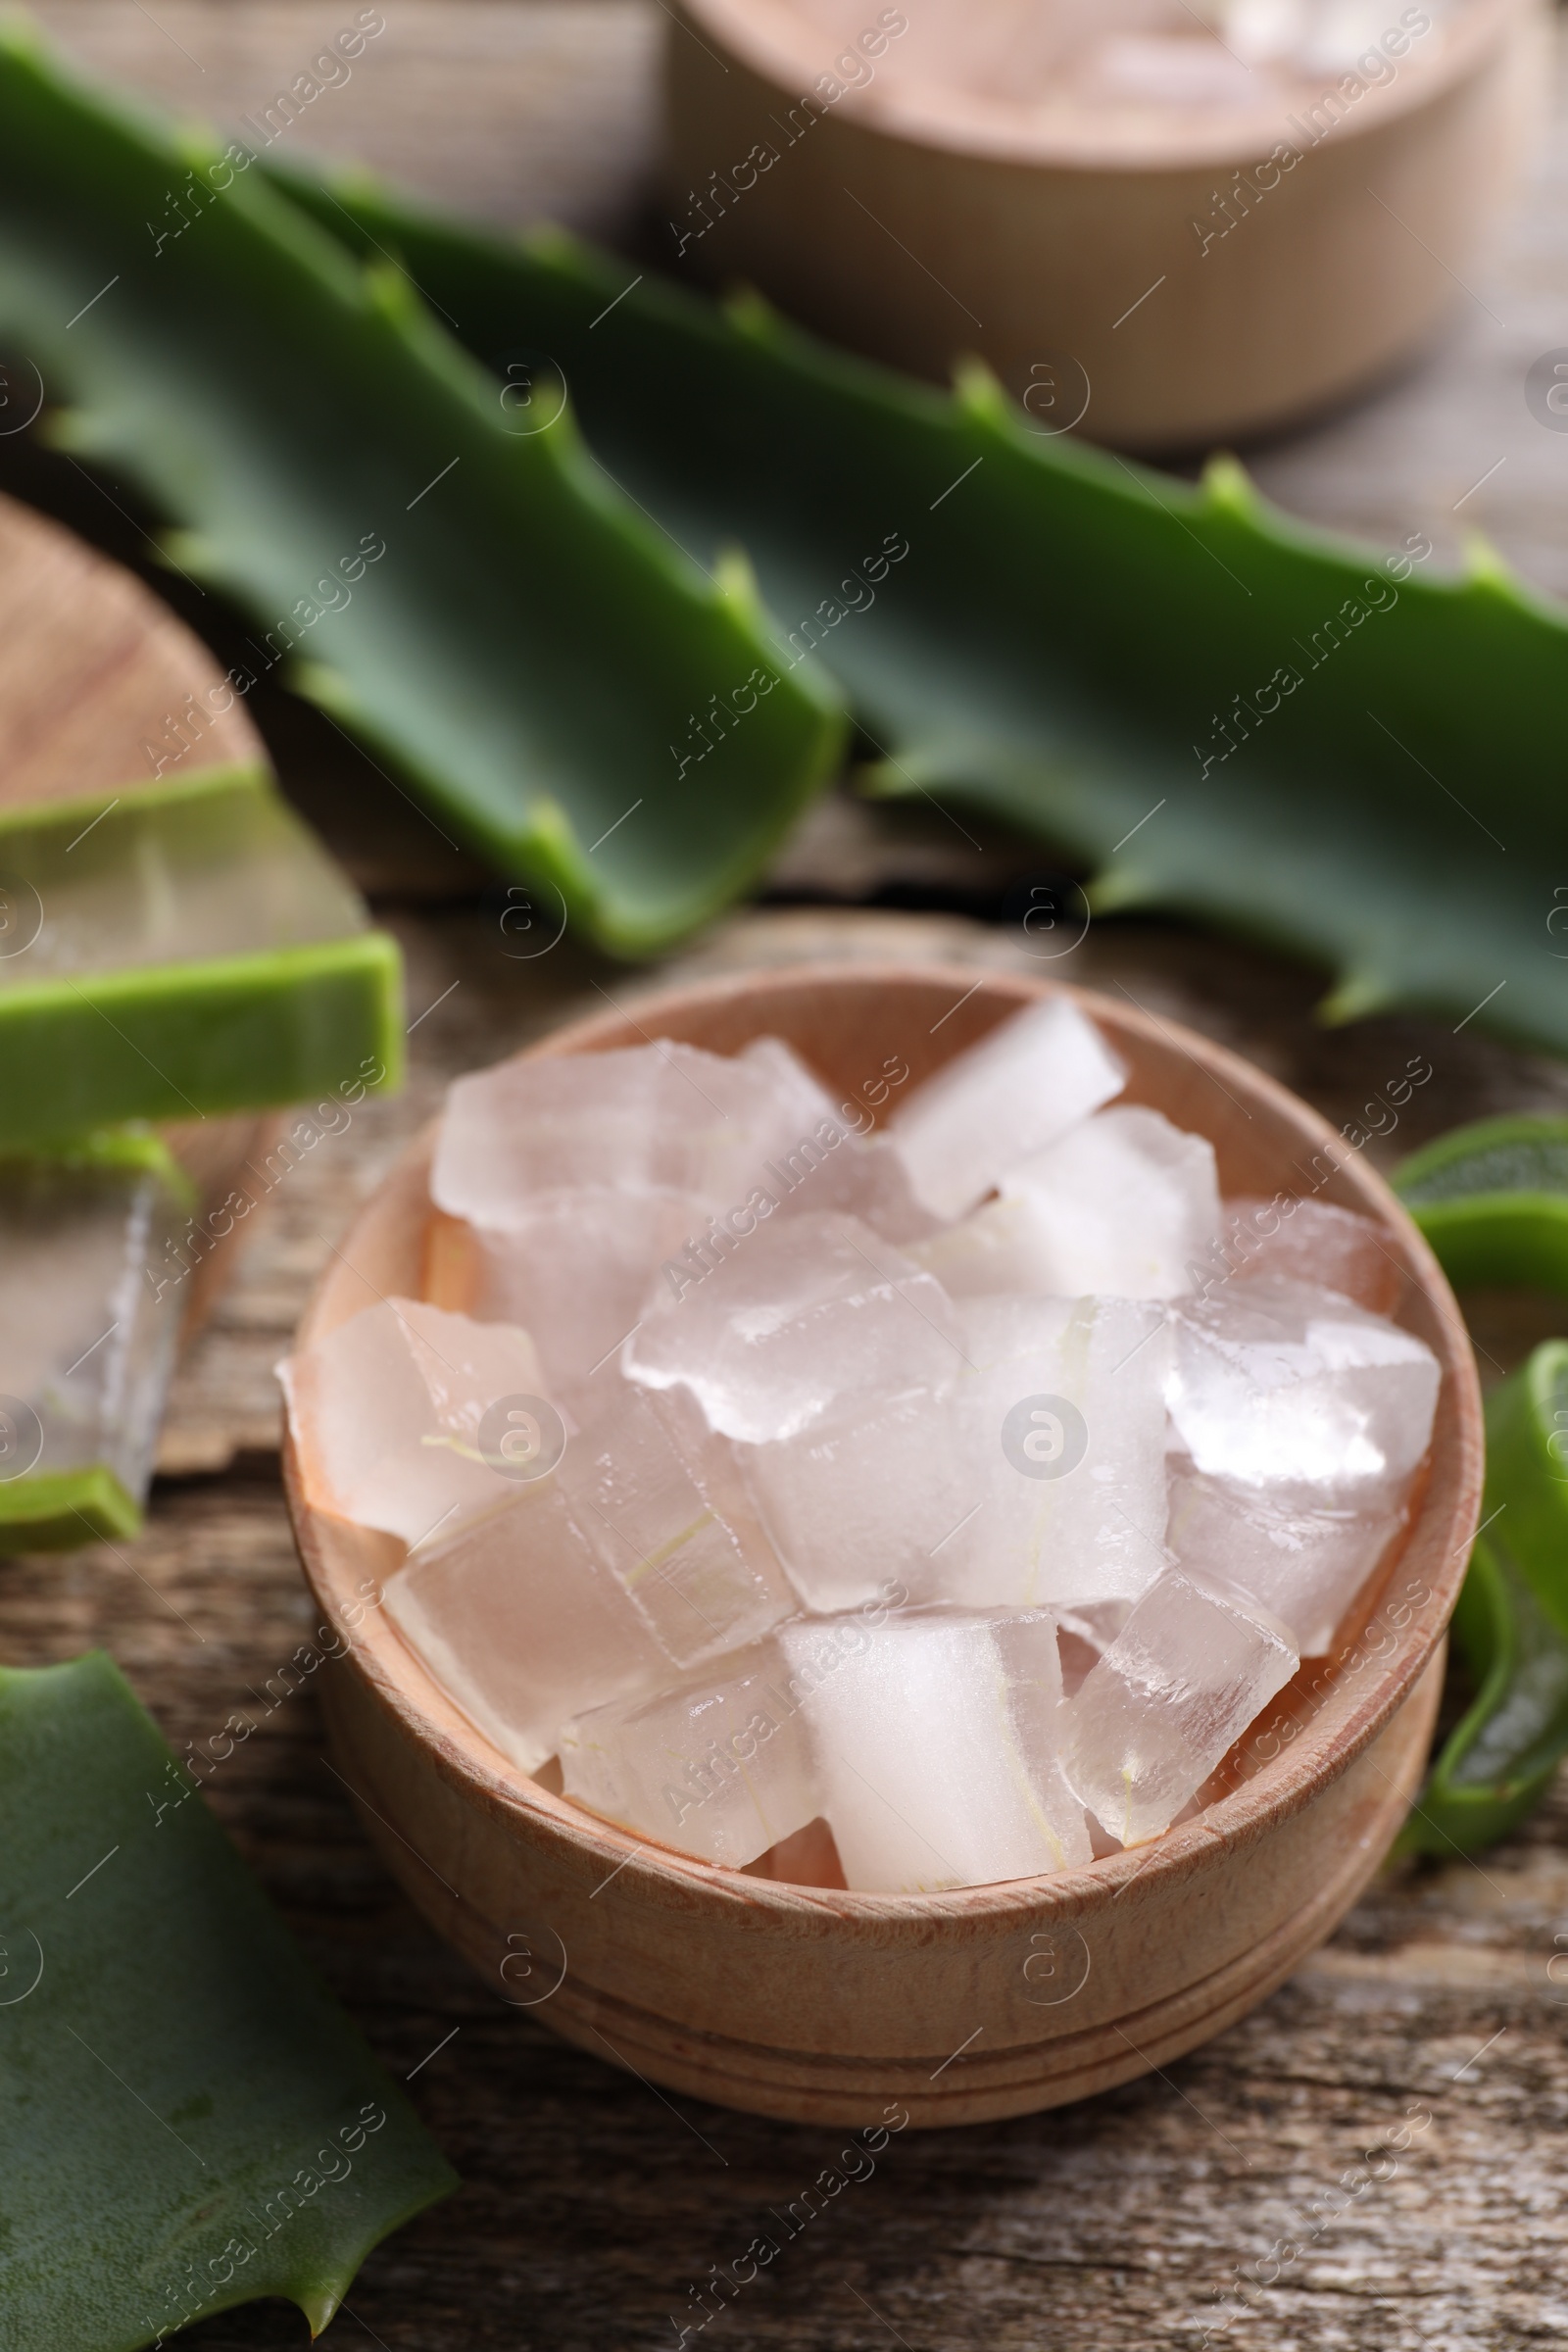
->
[0,29,844,958]
[0,1650,457,2349]
[1396,1531,1568,1858]
[0,1463,143,1548]
[1400,1346,1568,1856]
[1394,1116,1568,1292]
[0,1133,192,1552]
[0,763,403,1147]
[270,161,1568,1051]
[1473,1340,1568,1642]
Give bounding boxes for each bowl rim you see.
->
[285,959,1483,1928]
[671,0,1528,176]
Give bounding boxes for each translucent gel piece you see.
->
[464,1189,713,1426]
[1167,1276,1440,1494]
[430,1035,846,1228]
[384,1480,669,1773]
[0,1149,186,1504]
[1061,1565,1298,1845]
[789,1607,1092,1891]
[1220,1196,1400,1316]
[1010,1106,1221,1298]
[913,1106,1219,1302]
[1166,1460,1406,1655]
[625,1210,962,1444]
[953,1294,1173,1612]
[739,1379,973,1614]
[556,1382,793,1665]
[887,995,1125,1219]
[773,1133,944,1246]
[560,1633,819,1868]
[278,1297,546,1549]
[0,769,365,989]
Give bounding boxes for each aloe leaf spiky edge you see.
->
[268,156,1568,1054]
[0,25,846,957]
[0,1651,457,2350]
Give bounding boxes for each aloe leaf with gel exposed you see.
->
[270,159,1568,1054]
[0,1650,457,2349]
[0,764,402,1148]
[0,26,844,958]
[0,1130,191,1549]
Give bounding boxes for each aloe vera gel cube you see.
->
[294,1004,1443,1892]
[560,1633,819,1867]
[279,1298,549,1551]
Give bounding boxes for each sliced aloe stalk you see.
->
[0,1130,191,1550]
[0,27,845,956]
[270,162,1568,1054]
[1401,1345,1568,1856]
[1395,1116,1568,1293]
[1398,1529,1568,1857]
[0,1650,457,2348]
[0,763,402,1148]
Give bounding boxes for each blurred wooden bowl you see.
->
[662,0,1544,449]
[285,965,1482,2127]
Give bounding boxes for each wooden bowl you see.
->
[285,965,1482,2127]
[662,0,1543,450]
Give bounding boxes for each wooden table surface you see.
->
[11,7,1568,2347]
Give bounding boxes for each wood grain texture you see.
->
[1,0,1565,2336]
[0,485,261,804]
[0,901,1547,2349]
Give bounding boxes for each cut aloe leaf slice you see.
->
[0,764,402,1148]
[1401,1345,1568,1856]
[1395,1116,1568,1293]
[0,1130,190,1551]
[0,1650,457,2348]
[1398,1529,1568,1858]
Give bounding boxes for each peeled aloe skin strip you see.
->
[0,26,846,956]
[0,764,403,1147]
